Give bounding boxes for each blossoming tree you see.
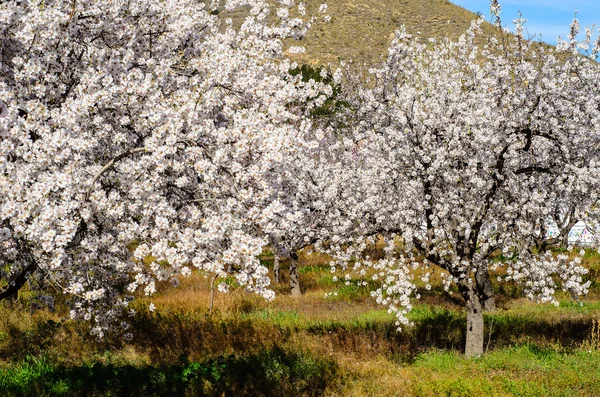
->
[2,0,598,356]
[0,0,330,336]
[318,10,600,356]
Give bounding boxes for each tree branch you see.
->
[515,166,551,175]
[468,145,509,257]
[0,263,38,302]
[85,147,147,199]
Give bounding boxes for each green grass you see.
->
[406,346,600,397]
[1,247,599,395]
[1,301,599,396]
[2,346,599,397]
[0,348,337,397]
[298,264,331,275]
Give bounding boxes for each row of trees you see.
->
[1,0,599,356]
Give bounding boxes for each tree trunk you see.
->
[459,280,484,357]
[209,274,218,316]
[0,262,38,303]
[273,255,281,283]
[482,292,495,312]
[559,225,576,249]
[289,252,301,297]
[557,209,577,249]
[559,230,570,249]
[475,265,495,311]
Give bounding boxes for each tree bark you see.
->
[556,206,577,249]
[273,255,281,283]
[475,265,495,311]
[459,280,484,357]
[289,252,301,297]
[559,221,577,249]
[0,262,38,303]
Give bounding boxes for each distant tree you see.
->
[268,64,343,296]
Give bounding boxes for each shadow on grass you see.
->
[0,347,337,397]
[2,304,596,368]
[300,306,593,361]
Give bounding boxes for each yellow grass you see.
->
[286,0,497,66]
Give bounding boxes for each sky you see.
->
[453,0,600,45]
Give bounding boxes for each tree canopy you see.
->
[1,0,599,356]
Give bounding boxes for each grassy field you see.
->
[0,3,591,395]
[1,250,599,396]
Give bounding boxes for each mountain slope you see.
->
[287,0,493,66]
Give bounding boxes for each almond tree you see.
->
[264,65,345,296]
[317,13,599,356]
[0,0,329,336]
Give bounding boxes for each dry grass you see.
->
[222,0,499,67]
[1,247,600,395]
[581,317,600,351]
[285,0,499,66]
[324,346,600,396]
[146,244,600,322]
[324,355,411,396]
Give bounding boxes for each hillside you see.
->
[286,0,493,66]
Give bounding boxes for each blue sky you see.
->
[453,0,600,45]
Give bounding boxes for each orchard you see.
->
[1,0,600,379]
